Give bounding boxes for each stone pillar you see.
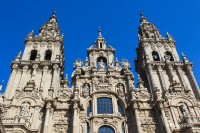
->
[32,107,39,129]
[52,64,60,95]
[18,65,29,90]
[185,65,200,99]
[170,107,179,128]
[160,107,171,133]
[176,66,188,91]
[157,65,167,92]
[43,102,51,133]
[133,103,142,133]
[5,65,18,98]
[73,102,79,133]
[40,65,48,88]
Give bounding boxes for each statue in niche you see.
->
[20,101,31,118]
[117,83,124,96]
[82,83,90,97]
[98,59,105,70]
[180,103,190,116]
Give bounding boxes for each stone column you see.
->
[73,102,79,133]
[185,65,200,99]
[52,64,60,95]
[18,65,29,90]
[133,103,142,133]
[32,107,39,129]
[160,107,171,133]
[176,66,188,91]
[5,65,18,98]
[40,66,48,93]
[157,65,167,92]
[170,107,179,128]
[43,102,51,133]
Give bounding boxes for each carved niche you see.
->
[82,83,90,98]
[116,83,125,97]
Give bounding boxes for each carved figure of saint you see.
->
[20,102,30,117]
[98,59,105,70]
[117,84,124,94]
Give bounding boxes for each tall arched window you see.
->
[165,51,174,61]
[44,50,52,60]
[87,101,92,117]
[97,97,113,114]
[152,51,160,61]
[98,126,115,133]
[87,123,90,133]
[122,123,125,133]
[30,50,37,60]
[118,101,123,115]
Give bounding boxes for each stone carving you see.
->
[116,83,124,97]
[82,83,90,97]
[20,102,31,118]
[98,59,106,71]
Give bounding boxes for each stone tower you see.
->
[0,12,200,133]
[0,12,72,133]
[134,13,200,133]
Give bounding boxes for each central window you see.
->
[97,97,113,114]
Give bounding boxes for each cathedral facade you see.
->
[0,12,200,133]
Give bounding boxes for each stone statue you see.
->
[98,59,105,70]
[117,84,124,96]
[20,102,30,117]
[181,104,189,116]
[82,84,90,97]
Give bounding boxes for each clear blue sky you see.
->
[0,0,200,91]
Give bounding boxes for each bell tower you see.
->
[1,12,71,133]
[134,13,200,133]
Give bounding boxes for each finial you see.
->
[98,26,102,37]
[140,10,144,18]
[53,8,57,17]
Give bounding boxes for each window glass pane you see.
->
[97,97,113,114]
[87,123,90,133]
[87,101,92,117]
[98,126,115,133]
[118,102,123,115]
[122,123,125,133]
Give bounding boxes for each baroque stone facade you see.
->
[0,12,200,133]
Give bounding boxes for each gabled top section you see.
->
[25,11,63,43]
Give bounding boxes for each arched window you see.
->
[118,101,123,115]
[100,42,103,48]
[122,123,125,133]
[87,101,92,117]
[152,51,160,61]
[98,126,115,133]
[30,50,37,60]
[165,51,174,61]
[44,50,52,60]
[97,97,113,114]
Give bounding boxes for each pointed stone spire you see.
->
[182,52,189,63]
[15,51,22,61]
[138,12,162,40]
[140,11,148,24]
[137,74,144,88]
[166,32,174,41]
[38,11,60,39]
